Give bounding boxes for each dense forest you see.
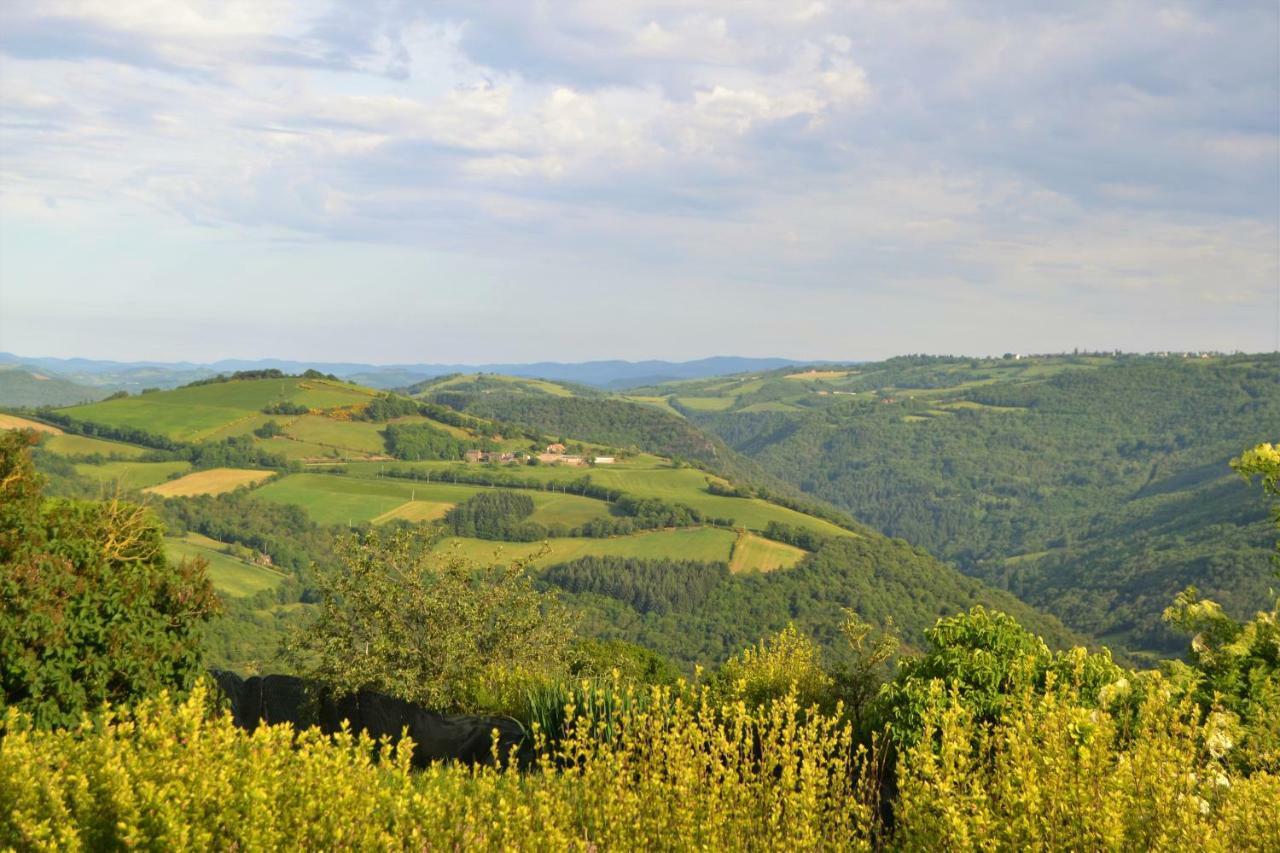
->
[692,356,1279,657]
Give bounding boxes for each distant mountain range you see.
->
[0,352,820,397]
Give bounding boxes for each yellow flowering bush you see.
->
[1,683,879,851]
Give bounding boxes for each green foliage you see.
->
[563,536,1080,670]
[567,637,682,685]
[444,489,539,540]
[697,355,1280,655]
[442,393,722,465]
[544,555,729,615]
[711,624,835,710]
[382,421,475,461]
[0,431,219,728]
[357,394,421,422]
[261,400,309,415]
[1163,588,1280,772]
[873,606,1129,748]
[253,419,284,438]
[285,529,573,715]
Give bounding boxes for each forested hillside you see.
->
[2,370,1084,674]
[672,354,1278,658]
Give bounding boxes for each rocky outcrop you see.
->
[210,672,527,767]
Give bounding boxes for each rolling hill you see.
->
[5,368,1083,670]
[0,364,108,407]
[653,352,1280,659]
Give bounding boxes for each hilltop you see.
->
[4,368,1081,670]
[0,352,807,394]
[651,352,1280,659]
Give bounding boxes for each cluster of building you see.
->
[463,443,616,467]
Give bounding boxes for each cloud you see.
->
[0,0,1276,360]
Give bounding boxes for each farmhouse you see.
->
[464,450,484,463]
[538,452,586,466]
[546,443,567,453]
[593,456,616,465]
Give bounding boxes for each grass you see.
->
[728,532,807,574]
[39,433,148,458]
[0,414,63,434]
[371,501,453,524]
[58,378,377,442]
[74,460,192,490]
[283,416,388,454]
[255,473,612,527]
[165,533,286,597]
[338,460,854,538]
[435,526,738,567]
[620,396,685,417]
[784,370,849,381]
[416,374,575,398]
[144,468,276,497]
[675,396,736,412]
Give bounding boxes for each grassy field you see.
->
[282,416,389,454]
[165,533,286,597]
[675,396,736,412]
[255,473,612,527]
[338,460,853,537]
[729,532,807,574]
[40,433,148,458]
[0,413,63,434]
[371,501,453,524]
[145,467,276,497]
[74,460,192,490]
[620,395,685,417]
[58,378,377,442]
[435,527,739,568]
[784,370,850,381]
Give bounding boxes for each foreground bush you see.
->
[1,685,875,851]
[4,680,1278,850]
[0,430,218,729]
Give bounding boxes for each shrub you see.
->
[0,431,219,729]
[285,529,573,716]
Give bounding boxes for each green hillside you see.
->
[671,353,1280,659]
[0,365,107,407]
[6,368,1085,672]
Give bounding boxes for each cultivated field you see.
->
[145,468,276,497]
[0,413,63,434]
[59,378,377,442]
[40,433,148,458]
[339,460,853,538]
[74,460,192,490]
[165,533,286,597]
[729,532,807,574]
[255,473,612,527]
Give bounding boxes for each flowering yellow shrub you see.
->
[1,684,878,851]
[4,680,1277,850]
[894,678,1280,851]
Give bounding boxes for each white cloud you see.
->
[0,0,1276,360]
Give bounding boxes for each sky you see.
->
[1,1,1277,364]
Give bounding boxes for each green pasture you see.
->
[729,533,807,574]
[339,459,853,537]
[74,460,192,490]
[620,395,685,417]
[284,416,388,454]
[58,378,376,442]
[255,473,612,527]
[40,433,147,458]
[166,534,286,598]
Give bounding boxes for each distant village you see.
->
[463,442,616,467]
